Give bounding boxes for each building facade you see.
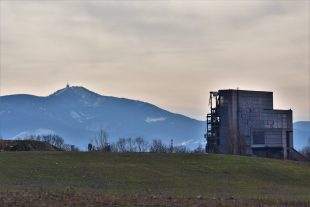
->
[206,89,293,159]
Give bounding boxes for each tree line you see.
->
[87,130,204,153]
[301,137,310,160]
[12,131,310,160]
[19,130,204,154]
[23,134,79,151]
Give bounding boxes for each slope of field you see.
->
[0,152,309,206]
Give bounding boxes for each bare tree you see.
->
[301,137,310,159]
[193,144,204,154]
[173,145,188,153]
[53,135,65,149]
[150,139,167,153]
[24,134,71,151]
[135,137,148,152]
[112,137,147,152]
[37,134,64,149]
[115,138,126,152]
[110,143,118,152]
[125,137,136,152]
[93,129,110,152]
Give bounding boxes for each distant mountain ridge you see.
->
[293,121,310,150]
[0,86,205,149]
[0,86,309,150]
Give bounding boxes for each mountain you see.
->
[0,86,205,149]
[1,85,308,151]
[293,121,310,150]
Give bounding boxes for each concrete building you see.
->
[206,89,294,159]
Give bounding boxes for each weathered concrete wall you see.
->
[214,89,293,159]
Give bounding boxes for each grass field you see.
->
[0,152,309,206]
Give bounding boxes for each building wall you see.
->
[215,89,292,159]
[256,109,293,158]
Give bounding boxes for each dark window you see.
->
[253,131,265,144]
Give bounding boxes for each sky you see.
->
[0,0,309,121]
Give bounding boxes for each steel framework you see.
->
[205,92,220,153]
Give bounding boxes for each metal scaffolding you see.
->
[206,92,220,153]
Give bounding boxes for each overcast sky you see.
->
[0,0,309,121]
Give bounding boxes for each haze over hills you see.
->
[0,85,309,150]
[293,121,310,150]
[0,86,205,149]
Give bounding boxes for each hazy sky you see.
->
[0,1,309,121]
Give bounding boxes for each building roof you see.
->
[218,89,273,94]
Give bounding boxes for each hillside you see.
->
[294,121,310,150]
[0,140,60,151]
[0,86,205,149]
[1,86,309,151]
[0,152,309,206]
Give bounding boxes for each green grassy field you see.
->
[0,152,309,206]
